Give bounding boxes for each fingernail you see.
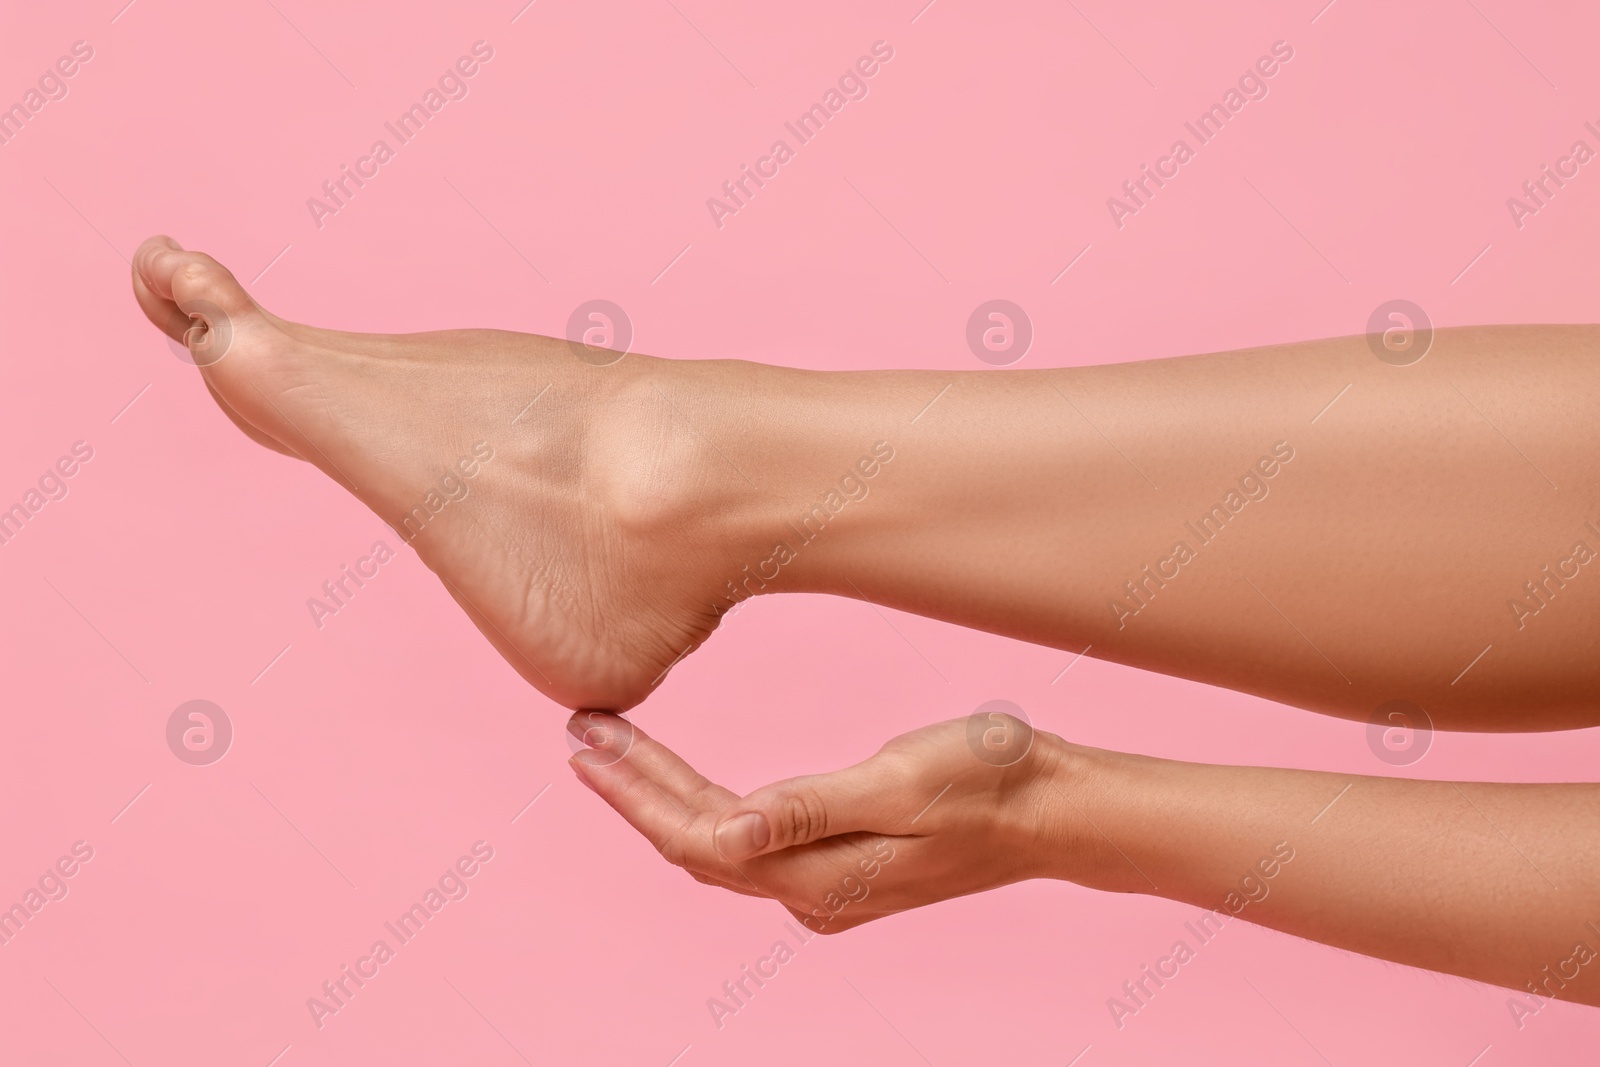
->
[715,813,769,861]
[566,711,608,744]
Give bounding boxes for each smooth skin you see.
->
[132,237,1598,1008]
[570,710,1600,1008]
[132,236,1600,727]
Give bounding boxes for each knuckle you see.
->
[655,836,689,868]
[779,789,828,846]
[177,260,214,286]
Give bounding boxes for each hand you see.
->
[566,708,1076,933]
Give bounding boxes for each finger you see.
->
[567,717,743,881]
[570,753,709,868]
[712,755,912,863]
[566,711,734,810]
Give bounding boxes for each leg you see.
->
[133,238,1600,727]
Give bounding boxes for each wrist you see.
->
[1029,732,1157,893]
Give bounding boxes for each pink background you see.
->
[1,0,1597,1063]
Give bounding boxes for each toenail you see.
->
[565,299,633,367]
[166,298,233,367]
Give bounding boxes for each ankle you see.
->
[586,356,778,586]
[588,355,914,610]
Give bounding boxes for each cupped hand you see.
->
[566,708,1077,933]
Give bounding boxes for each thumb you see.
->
[712,757,903,862]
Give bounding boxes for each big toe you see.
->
[132,236,257,367]
[132,237,306,459]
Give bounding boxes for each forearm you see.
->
[1046,738,1600,1003]
[662,326,1600,728]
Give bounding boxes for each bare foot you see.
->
[131,235,756,711]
